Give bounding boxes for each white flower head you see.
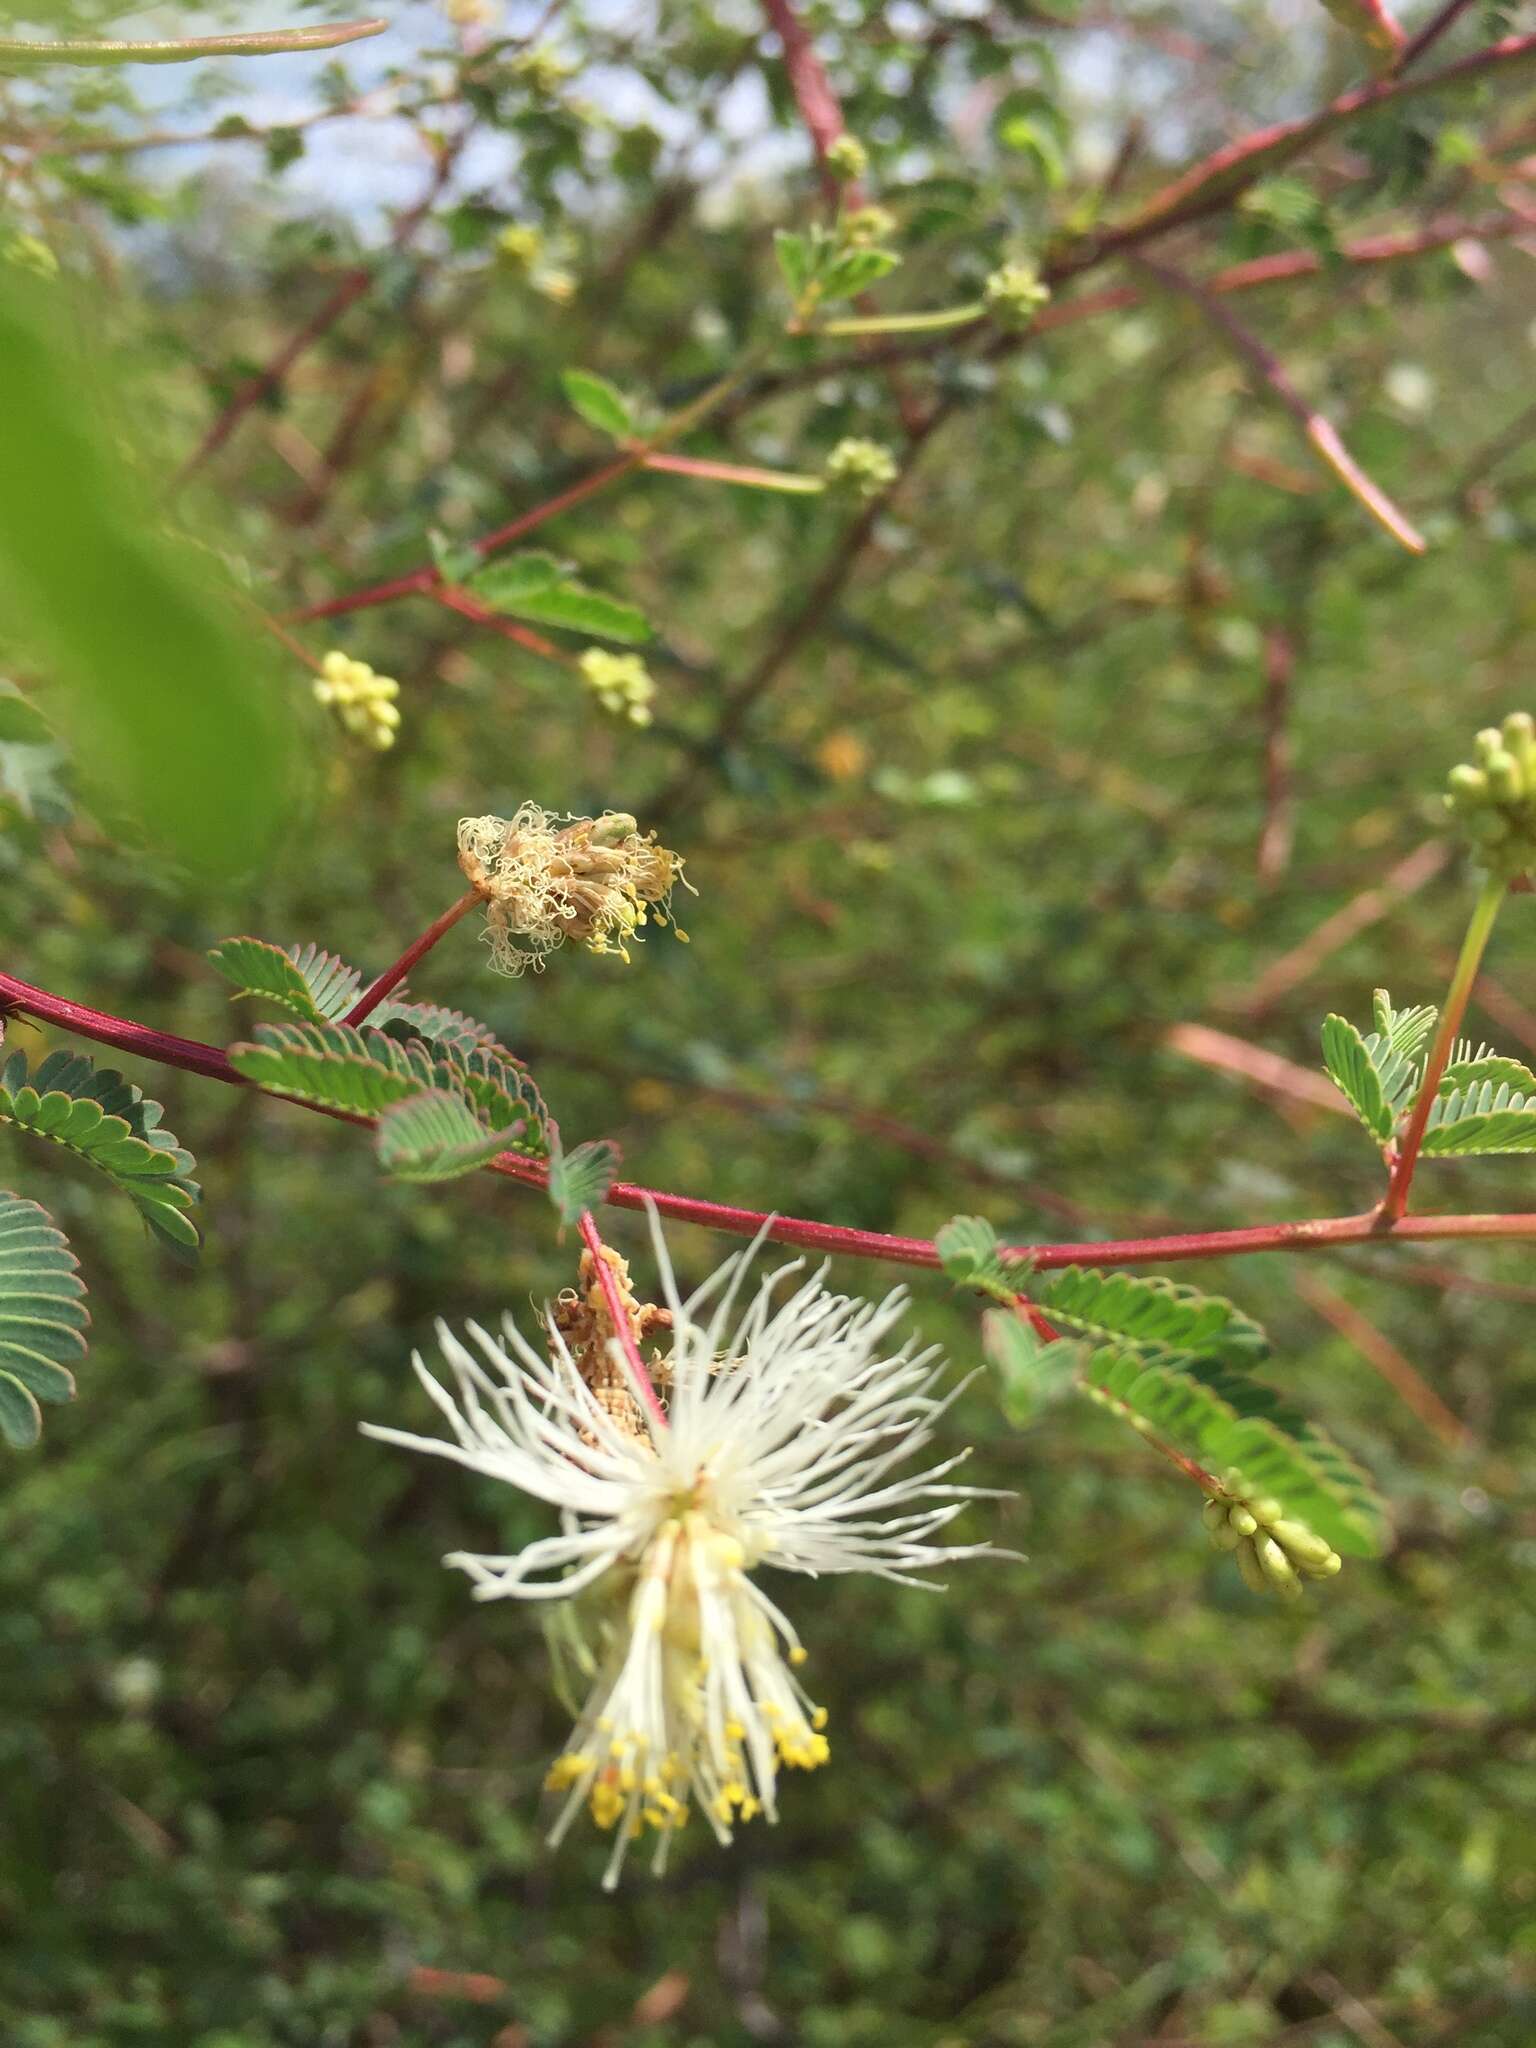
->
[361,1211,1008,1889]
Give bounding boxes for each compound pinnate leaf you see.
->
[983,1308,1079,1428]
[547,1135,621,1225]
[1029,1266,1268,1367]
[935,1214,1020,1303]
[0,1189,88,1448]
[1081,1345,1386,1558]
[0,1052,201,1252]
[1422,1081,1536,1157]
[1321,1014,1394,1142]
[374,1090,519,1183]
[208,936,363,1022]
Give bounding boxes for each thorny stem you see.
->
[9,967,1536,1275]
[1380,873,1507,1223]
[342,890,482,1027]
[577,1210,670,1432]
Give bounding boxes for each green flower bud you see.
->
[1486,749,1524,800]
[1446,763,1489,804]
[1502,711,1535,753]
[1229,1505,1258,1537]
[984,261,1051,330]
[824,436,898,500]
[826,133,868,182]
[1475,726,1505,765]
[1235,1539,1270,1596]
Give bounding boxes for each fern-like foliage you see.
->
[375,1090,521,1182]
[982,1308,1080,1426]
[0,1050,201,1250]
[547,1135,621,1224]
[0,1190,87,1447]
[935,1215,1022,1303]
[1370,989,1437,1065]
[1437,1049,1536,1097]
[1028,1266,1268,1367]
[1422,1080,1536,1156]
[228,1020,549,1177]
[1081,1344,1386,1558]
[208,937,363,1022]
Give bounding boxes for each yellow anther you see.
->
[811,1707,829,1730]
[789,1646,808,1667]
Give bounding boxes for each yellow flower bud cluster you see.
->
[824,437,897,500]
[984,262,1051,329]
[1443,713,1536,878]
[444,0,498,25]
[826,133,868,182]
[579,649,656,727]
[313,651,402,751]
[1202,1484,1342,1601]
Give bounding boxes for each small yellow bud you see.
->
[826,133,868,182]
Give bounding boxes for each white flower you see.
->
[361,1214,1006,1889]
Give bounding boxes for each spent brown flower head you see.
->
[457,804,692,974]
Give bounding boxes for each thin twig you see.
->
[1237,839,1450,1017]
[1257,625,1296,885]
[1133,255,1425,553]
[1295,1272,1474,1452]
[10,966,1536,1274]
[0,21,386,67]
[342,891,481,1027]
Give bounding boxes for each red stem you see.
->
[577,1209,669,1431]
[8,965,1536,1274]
[341,889,481,1027]
[289,454,639,626]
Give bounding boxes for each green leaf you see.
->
[466,553,651,644]
[0,1189,87,1447]
[547,1135,621,1225]
[774,228,813,298]
[0,1053,200,1252]
[374,1002,501,1059]
[935,1214,1020,1303]
[1081,1345,1386,1557]
[560,367,635,439]
[1320,1014,1394,1142]
[466,550,566,607]
[374,1090,517,1183]
[1371,990,1437,1064]
[819,248,900,301]
[427,528,482,585]
[229,1020,550,1159]
[1029,1266,1268,1367]
[0,687,52,746]
[983,1308,1079,1427]
[1438,1052,1536,1096]
[207,936,362,1022]
[1422,1080,1536,1156]
[0,267,296,876]
[228,1020,452,1116]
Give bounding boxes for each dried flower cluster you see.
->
[456,805,690,974]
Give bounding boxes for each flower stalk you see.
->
[342,889,481,1027]
[1380,872,1506,1223]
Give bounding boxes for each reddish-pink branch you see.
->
[341,889,481,1027]
[577,1209,670,1430]
[761,0,853,202]
[1085,31,1536,263]
[8,965,1536,1274]
[433,586,567,662]
[289,453,639,626]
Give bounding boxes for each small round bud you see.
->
[826,133,868,182]
[824,436,898,500]
[1447,764,1489,804]
[1486,749,1524,800]
[1475,727,1505,765]
[842,205,896,248]
[984,262,1051,330]
[1229,1506,1258,1538]
[1502,711,1535,752]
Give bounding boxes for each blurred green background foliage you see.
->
[2,0,1536,2041]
